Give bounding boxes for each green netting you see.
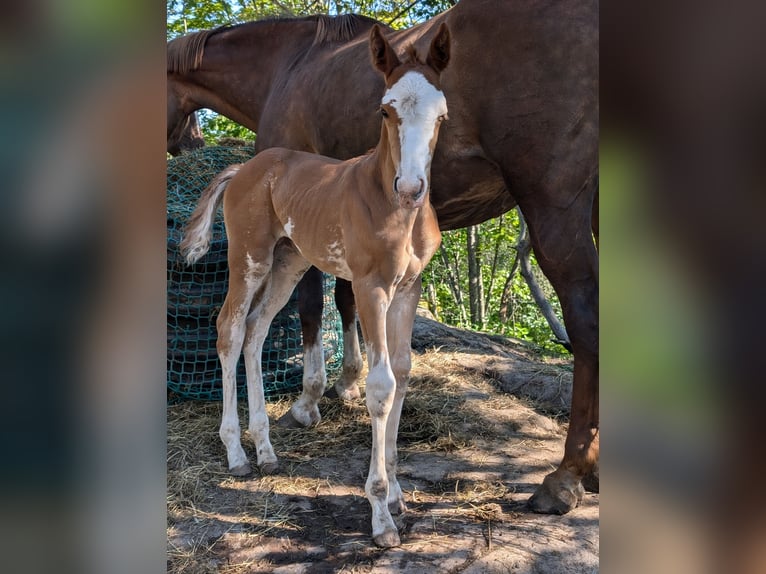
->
[167,146,343,401]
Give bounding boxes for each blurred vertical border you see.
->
[602,0,766,572]
[0,0,166,572]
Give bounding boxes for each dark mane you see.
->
[167,14,387,74]
[312,14,386,45]
[167,28,217,74]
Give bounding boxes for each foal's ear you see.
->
[426,23,451,74]
[370,25,400,76]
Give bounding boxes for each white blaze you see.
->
[382,71,447,192]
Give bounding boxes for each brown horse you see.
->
[169,0,598,515]
[167,111,204,156]
[181,24,450,547]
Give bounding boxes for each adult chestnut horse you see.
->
[168,0,598,515]
[167,111,204,156]
[181,25,450,547]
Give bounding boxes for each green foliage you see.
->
[423,212,567,356]
[196,110,255,143]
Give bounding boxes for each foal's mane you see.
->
[167,14,388,74]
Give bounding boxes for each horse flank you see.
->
[180,164,243,264]
[167,14,385,74]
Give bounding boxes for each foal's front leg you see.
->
[278,267,330,428]
[328,278,363,400]
[383,276,422,515]
[354,279,400,548]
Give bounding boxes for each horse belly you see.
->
[429,154,514,230]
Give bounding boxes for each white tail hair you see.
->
[180,164,242,265]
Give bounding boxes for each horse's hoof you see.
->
[338,386,362,401]
[230,463,252,477]
[388,499,407,515]
[582,465,599,493]
[373,529,401,548]
[528,471,584,515]
[259,461,279,475]
[276,410,306,429]
[325,384,361,401]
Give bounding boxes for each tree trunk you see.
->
[516,208,571,350]
[484,214,503,322]
[425,281,440,321]
[498,247,521,324]
[438,245,468,326]
[466,225,484,328]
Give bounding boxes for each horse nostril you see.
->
[394,176,400,193]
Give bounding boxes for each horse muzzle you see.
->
[394,176,426,209]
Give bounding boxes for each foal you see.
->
[181,24,450,547]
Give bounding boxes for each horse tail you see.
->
[180,164,242,265]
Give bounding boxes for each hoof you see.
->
[373,529,401,548]
[259,461,279,475]
[528,470,584,515]
[276,410,307,429]
[230,463,252,477]
[582,466,599,493]
[388,499,407,515]
[325,384,361,401]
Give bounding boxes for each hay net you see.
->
[167,145,342,401]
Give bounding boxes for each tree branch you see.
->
[516,208,571,350]
[387,0,421,25]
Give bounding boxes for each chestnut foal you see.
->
[181,24,450,547]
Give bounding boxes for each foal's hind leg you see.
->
[216,246,271,476]
[243,240,310,472]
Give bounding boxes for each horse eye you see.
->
[380,107,389,118]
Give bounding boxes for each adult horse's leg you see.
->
[383,275,422,516]
[354,276,400,548]
[242,241,311,472]
[326,278,363,400]
[216,245,270,477]
[519,176,599,514]
[278,266,328,428]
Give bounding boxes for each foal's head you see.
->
[369,24,450,209]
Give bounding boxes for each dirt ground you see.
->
[167,314,598,573]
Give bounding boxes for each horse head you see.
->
[369,23,450,209]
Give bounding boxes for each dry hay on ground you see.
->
[168,319,597,573]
